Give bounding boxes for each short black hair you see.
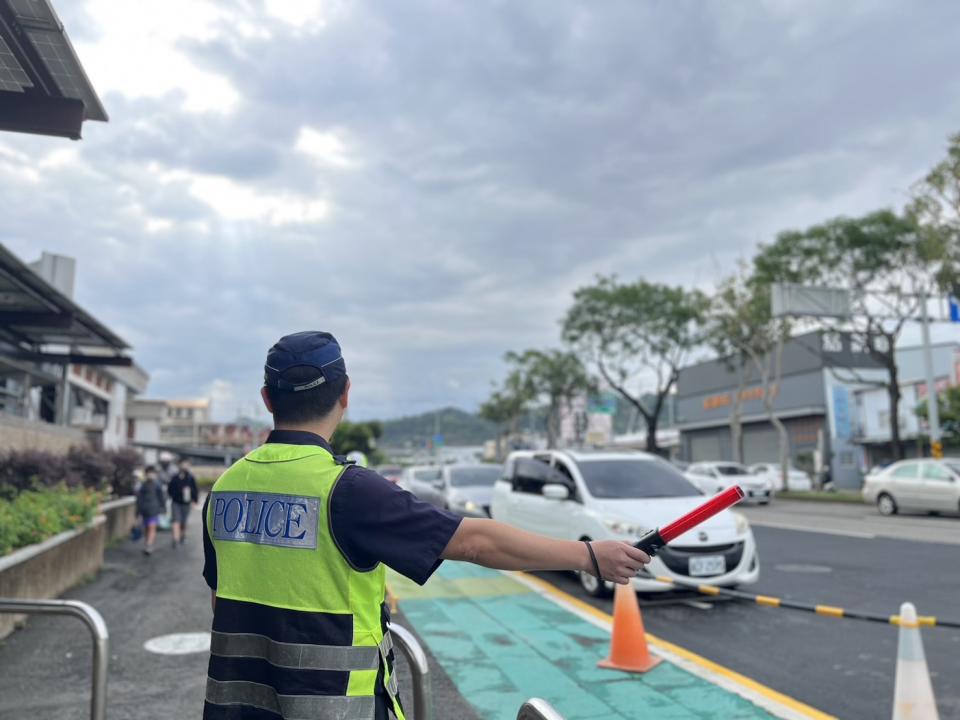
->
[144,465,156,473]
[265,365,348,424]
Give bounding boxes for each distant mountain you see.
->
[380,407,497,447]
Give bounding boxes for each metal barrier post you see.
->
[517,698,566,720]
[0,598,109,720]
[389,623,432,720]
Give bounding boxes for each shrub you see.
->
[0,446,142,499]
[0,485,100,556]
[103,448,141,497]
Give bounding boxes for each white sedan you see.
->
[491,450,759,596]
[749,463,813,492]
[685,462,774,504]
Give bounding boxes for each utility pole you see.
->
[920,288,943,458]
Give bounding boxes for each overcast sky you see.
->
[3,0,960,421]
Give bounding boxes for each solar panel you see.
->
[27,27,108,123]
[0,34,32,92]
[7,0,55,24]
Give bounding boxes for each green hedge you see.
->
[0,446,140,500]
[0,485,101,556]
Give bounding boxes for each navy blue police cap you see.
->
[264,331,347,392]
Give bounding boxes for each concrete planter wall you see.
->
[0,516,106,640]
[100,496,137,542]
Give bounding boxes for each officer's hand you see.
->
[588,541,650,585]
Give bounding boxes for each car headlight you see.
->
[603,518,646,537]
[463,500,479,513]
[733,511,749,535]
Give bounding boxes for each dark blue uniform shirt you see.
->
[202,429,462,591]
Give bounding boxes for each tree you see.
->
[908,132,960,295]
[502,349,593,449]
[331,420,384,464]
[917,386,960,444]
[562,276,708,454]
[479,386,530,461]
[708,265,792,482]
[754,210,942,460]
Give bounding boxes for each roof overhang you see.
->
[0,0,107,140]
[0,243,130,366]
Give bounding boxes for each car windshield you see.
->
[715,465,750,476]
[413,468,440,480]
[449,466,502,487]
[577,460,701,499]
[946,463,960,477]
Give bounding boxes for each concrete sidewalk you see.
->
[390,562,799,720]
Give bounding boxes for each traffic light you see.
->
[931,440,944,459]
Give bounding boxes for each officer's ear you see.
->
[339,378,351,410]
[260,386,274,414]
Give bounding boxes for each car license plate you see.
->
[689,555,725,577]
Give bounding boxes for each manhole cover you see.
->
[774,563,833,574]
[144,632,211,655]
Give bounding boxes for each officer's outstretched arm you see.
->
[441,518,649,585]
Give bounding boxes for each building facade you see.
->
[676,332,886,489]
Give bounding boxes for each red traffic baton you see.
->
[635,485,745,556]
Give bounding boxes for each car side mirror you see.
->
[542,483,570,501]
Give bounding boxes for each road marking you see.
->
[749,520,876,538]
[509,571,837,720]
[774,563,833,574]
[144,632,211,655]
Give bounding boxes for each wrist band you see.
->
[583,540,602,580]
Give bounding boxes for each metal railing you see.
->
[389,623,432,720]
[517,698,566,720]
[0,598,109,720]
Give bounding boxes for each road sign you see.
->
[949,297,960,323]
[771,283,851,319]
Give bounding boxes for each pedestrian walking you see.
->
[136,465,165,555]
[202,331,650,720]
[168,458,199,548]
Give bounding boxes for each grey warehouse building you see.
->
[676,332,885,489]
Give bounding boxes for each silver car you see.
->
[439,464,502,517]
[862,459,960,516]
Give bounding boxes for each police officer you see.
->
[202,331,649,720]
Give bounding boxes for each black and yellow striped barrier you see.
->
[649,575,959,629]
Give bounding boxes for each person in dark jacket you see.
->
[136,466,165,555]
[168,458,199,547]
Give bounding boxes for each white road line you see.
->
[749,520,876,539]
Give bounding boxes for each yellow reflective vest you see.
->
[204,441,404,720]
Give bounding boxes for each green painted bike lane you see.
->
[389,562,778,720]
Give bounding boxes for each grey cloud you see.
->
[5,0,960,420]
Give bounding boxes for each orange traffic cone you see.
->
[598,582,662,673]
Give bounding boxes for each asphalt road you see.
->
[0,503,474,720]
[740,497,960,545]
[534,501,960,720]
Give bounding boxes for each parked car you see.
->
[399,465,441,497]
[376,465,403,484]
[491,450,759,596]
[439,464,502,517]
[749,463,813,492]
[862,459,960,516]
[685,462,774,504]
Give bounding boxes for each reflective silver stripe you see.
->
[206,678,375,720]
[379,631,394,656]
[377,630,401,699]
[211,631,378,671]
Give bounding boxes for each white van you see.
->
[491,449,759,596]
